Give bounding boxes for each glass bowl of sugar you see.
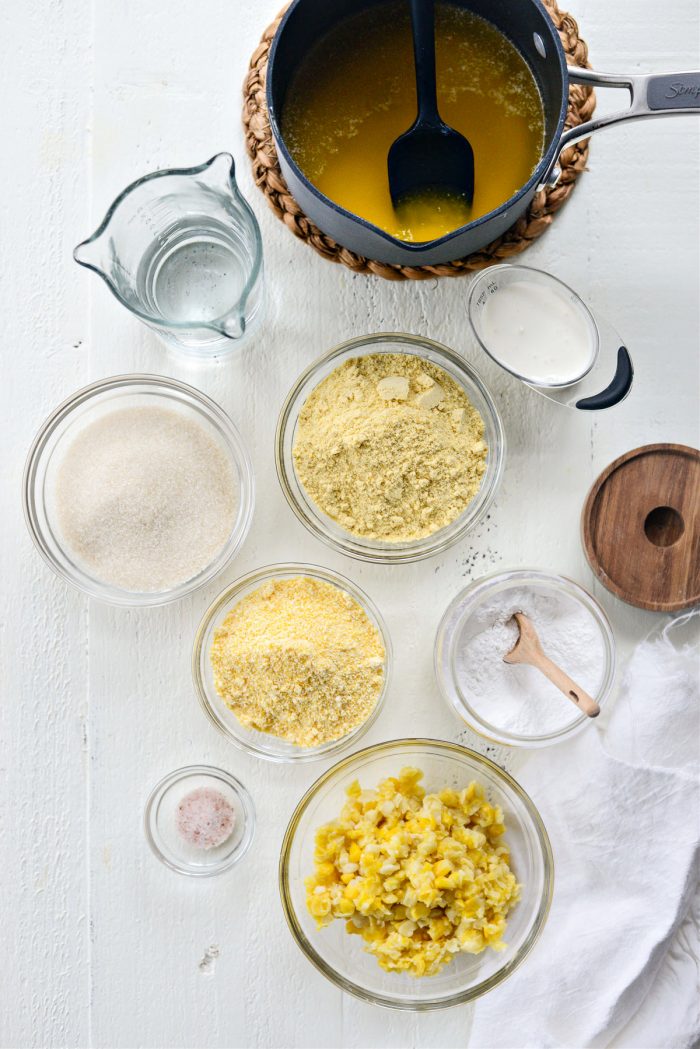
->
[23,374,254,606]
[435,569,616,748]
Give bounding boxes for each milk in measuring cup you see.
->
[480,280,596,386]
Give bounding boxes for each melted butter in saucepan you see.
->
[282,3,545,243]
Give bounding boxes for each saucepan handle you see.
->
[539,67,700,188]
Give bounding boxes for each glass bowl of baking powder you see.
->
[435,569,616,747]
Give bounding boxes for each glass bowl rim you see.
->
[22,372,255,607]
[275,332,506,564]
[434,567,617,748]
[143,762,256,877]
[278,736,554,1010]
[192,561,393,763]
[466,263,601,389]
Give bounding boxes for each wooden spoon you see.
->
[504,612,600,718]
[387,0,474,209]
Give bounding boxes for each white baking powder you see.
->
[455,584,606,736]
[55,406,238,591]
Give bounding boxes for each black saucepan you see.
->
[266,0,699,266]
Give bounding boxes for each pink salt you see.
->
[176,787,235,850]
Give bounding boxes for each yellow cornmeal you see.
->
[209,576,385,746]
[306,768,519,977]
[293,354,487,542]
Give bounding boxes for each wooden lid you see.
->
[582,444,700,612]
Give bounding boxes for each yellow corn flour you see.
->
[293,354,487,542]
[209,576,385,746]
[306,767,520,977]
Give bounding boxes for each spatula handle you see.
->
[534,653,601,718]
[409,0,440,124]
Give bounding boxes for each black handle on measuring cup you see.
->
[575,347,633,411]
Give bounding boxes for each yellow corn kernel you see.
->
[428,916,451,938]
[309,897,331,919]
[408,902,429,921]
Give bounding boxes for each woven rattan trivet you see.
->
[243,1,595,280]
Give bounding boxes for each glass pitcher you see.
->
[74,153,264,356]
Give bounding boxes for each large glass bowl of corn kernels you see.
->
[279,738,553,1009]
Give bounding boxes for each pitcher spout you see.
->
[217,312,246,340]
[199,152,237,193]
[73,234,108,273]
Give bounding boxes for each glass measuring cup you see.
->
[74,153,264,356]
[468,265,633,411]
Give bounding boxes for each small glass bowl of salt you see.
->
[435,569,616,748]
[144,765,255,876]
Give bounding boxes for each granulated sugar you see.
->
[455,585,606,737]
[55,406,237,591]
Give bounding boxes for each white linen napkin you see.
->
[469,613,700,1049]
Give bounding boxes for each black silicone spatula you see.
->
[388,0,475,209]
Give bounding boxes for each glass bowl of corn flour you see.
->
[276,333,505,564]
[23,375,254,605]
[435,570,616,747]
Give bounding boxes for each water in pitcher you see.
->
[137,219,252,330]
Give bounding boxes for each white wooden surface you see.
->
[2,1,698,1046]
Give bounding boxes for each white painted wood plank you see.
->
[0,0,93,1045]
